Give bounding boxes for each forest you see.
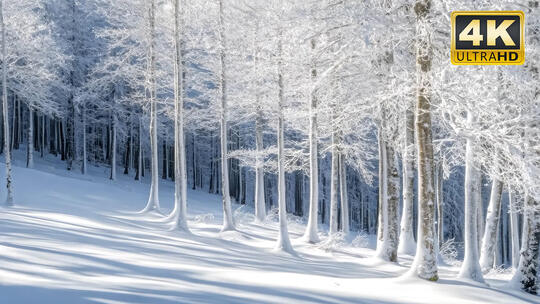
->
[0,0,538,303]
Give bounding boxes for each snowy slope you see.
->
[0,158,538,304]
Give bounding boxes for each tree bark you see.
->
[479,178,503,272]
[339,148,349,234]
[27,104,34,168]
[458,110,484,282]
[170,0,189,231]
[275,29,293,253]
[0,0,13,205]
[218,0,234,231]
[142,0,160,212]
[303,38,320,243]
[409,0,437,281]
[399,105,416,255]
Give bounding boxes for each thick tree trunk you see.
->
[479,178,503,272]
[0,0,13,205]
[458,110,484,282]
[303,38,320,243]
[399,105,416,255]
[513,196,540,294]
[218,0,234,231]
[409,0,437,281]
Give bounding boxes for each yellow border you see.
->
[450,11,524,65]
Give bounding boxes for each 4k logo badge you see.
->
[451,11,524,65]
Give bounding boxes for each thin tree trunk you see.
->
[339,149,349,234]
[170,0,188,231]
[274,28,292,253]
[142,0,160,212]
[109,112,116,181]
[0,0,13,205]
[218,0,234,231]
[81,106,87,174]
[254,106,266,222]
[26,104,34,168]
[303,38,320,243]
[509,190,520,269]
[329,111,339,235]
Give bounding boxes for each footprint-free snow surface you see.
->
[0,160,538,304]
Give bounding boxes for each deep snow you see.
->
[0,154,538,304]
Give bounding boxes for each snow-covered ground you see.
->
[0,155,538,304]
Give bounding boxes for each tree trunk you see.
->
[26,104,34,168]
[479,178,503,272]
[339,149,349,234]
[254,106,266,222]
[109,113,117,181]
[509,190,520,269]
[303,38,320,243]
[274,30,293,253]
[0,0,13,205]
[409,0,437,281]
[170,0,189,231]
[218,0,234,231]
[458,110,484,282]
[513,196,540,294]
[399,105,416,255]
[81,106,87,174]
[329,115,339,235]
[142,0,160,212]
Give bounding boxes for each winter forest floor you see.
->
[0,153,538,304]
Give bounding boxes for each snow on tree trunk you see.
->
[512,196,540,294]
[254,106,266,222]
[303,38,319,244]
[408,0,437,281]
[399,105,416,255]
[509,190,520,269]
[376,129,388,254]
[142,0,160,212]
[436,161,443,247]
[476,176,484,253]
[377,139,398,262]
[339,147,349,234]
[81,105,87,175]
[0,0,13,206]
[479,178,503,272]
[274,31,293,253]
[136,118,143,181]
[110,113,117,181]
[386,145,399,261]
[458,110,484,283]
[170,0,189,231]
[218,0,234,232]
[329,114,339,235]
[27,104,34,168]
